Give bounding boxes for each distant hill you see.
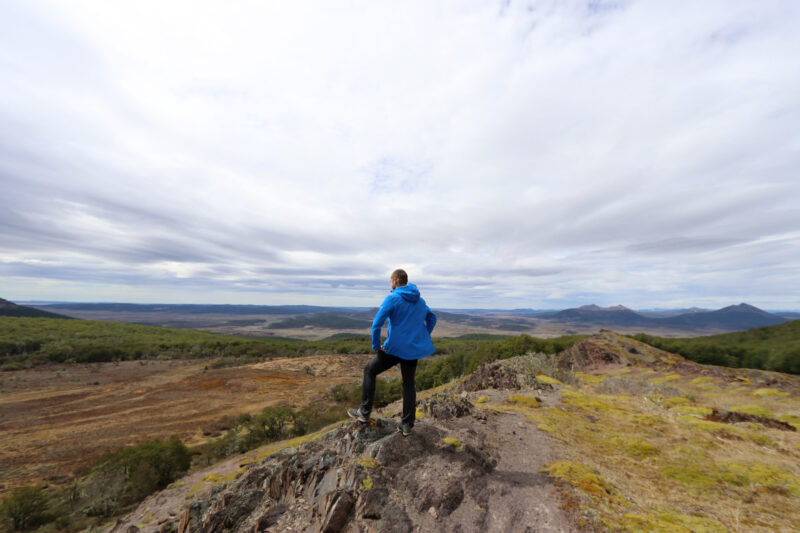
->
[539,302,787,332]
[660,303,788,330]
[542,304,652,327]
[26,302,352,315]
[0,298,71,319]
[269,313,370,330]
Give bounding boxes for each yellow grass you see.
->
[442,437,462,449]
[534,365,800,532]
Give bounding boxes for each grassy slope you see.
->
[490,333,800,532]
[0,316,369,369]
[633,319,800,373]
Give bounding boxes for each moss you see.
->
[663,397,692,409]
[661,459,800,498]
[442,437,462,449]
[357,457,380,470]
[651,374,681,385]
[536,374,563,385]
[255,423,342,461]
[669,405,713,416]
[678,415,738,433]
[620,511,726,533]
[744,432,776,447]
[575,372,606,384]
[202,473,225,483]
[544,462,622,503]
[609,436,659,458]
[777,414,800,431]
[507,394,540,407]
[474,395,489,403]
[415,407,425,418]
[690,377,715,385]
[634,414,665,427]
[752,388,789,398]
[562,389,613,411]
[730,404,774,418]
[362,476,373,490]
[719,462,800,496]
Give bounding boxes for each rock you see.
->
[357,488,388,519]
[460,361,520,392]
[418,394,473,419]
[556,338,631,371]
[197,489,264,532]
[321,490,355,533]
[255,503,287,529]
[178,500,207,533]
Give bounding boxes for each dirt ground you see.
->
[0,354,398,492]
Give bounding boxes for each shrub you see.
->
[0,484,52,530]
[84,436,191,515]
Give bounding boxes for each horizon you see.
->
[14,298,800,314]
[2,2,799,309]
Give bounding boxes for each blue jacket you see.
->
[371,283,437,359]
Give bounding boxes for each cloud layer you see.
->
[1,1,799,308]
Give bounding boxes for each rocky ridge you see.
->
[111,373,574,532]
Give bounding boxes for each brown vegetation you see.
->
[0,354,388,492]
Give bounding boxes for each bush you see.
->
[200,403,349,462]
[326,378,402,407]
[0,484,52,530]
[84,436,191,515]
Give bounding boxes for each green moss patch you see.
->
[357,457,380,469]
[730,404,774,418]
[669,406,713,416]
[753,388,789,398]
[442,437,462,449]
[619,510,726,533]
[507,394,540,407]
[608,436,659,458]
[544,461,623,503]
[536,374,564,385]
[663,397,692,409]
[651,374,681,385]
[574,372,607,384]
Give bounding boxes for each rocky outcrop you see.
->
[705,408,797,432]
[461,361,521,391]
[177,396,501,532]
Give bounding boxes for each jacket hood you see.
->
[394,283,420,303]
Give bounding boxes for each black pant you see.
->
[360,350,418,427]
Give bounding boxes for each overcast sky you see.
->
[1,1,799,310]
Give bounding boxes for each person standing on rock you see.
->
[348,269,437,436]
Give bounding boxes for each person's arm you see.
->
[425,307,437,334]
[371,296,393,351]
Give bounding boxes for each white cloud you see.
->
[1,0,799,309]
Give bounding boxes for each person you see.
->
[348,269,437,436]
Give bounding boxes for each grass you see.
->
[533,365,800,532]
[632,319,800,374]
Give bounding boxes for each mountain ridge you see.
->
[0,297,71,319]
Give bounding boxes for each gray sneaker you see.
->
[397,423,412,437]
[347,408,368,423]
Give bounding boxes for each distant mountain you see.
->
[661,303,787,330]
[26,302,355,315]
[637,307,711,318]
[0,298,71,319]
[540,304,653,327]
[538,302,788,332]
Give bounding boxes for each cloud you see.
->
[1,0,799,309]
